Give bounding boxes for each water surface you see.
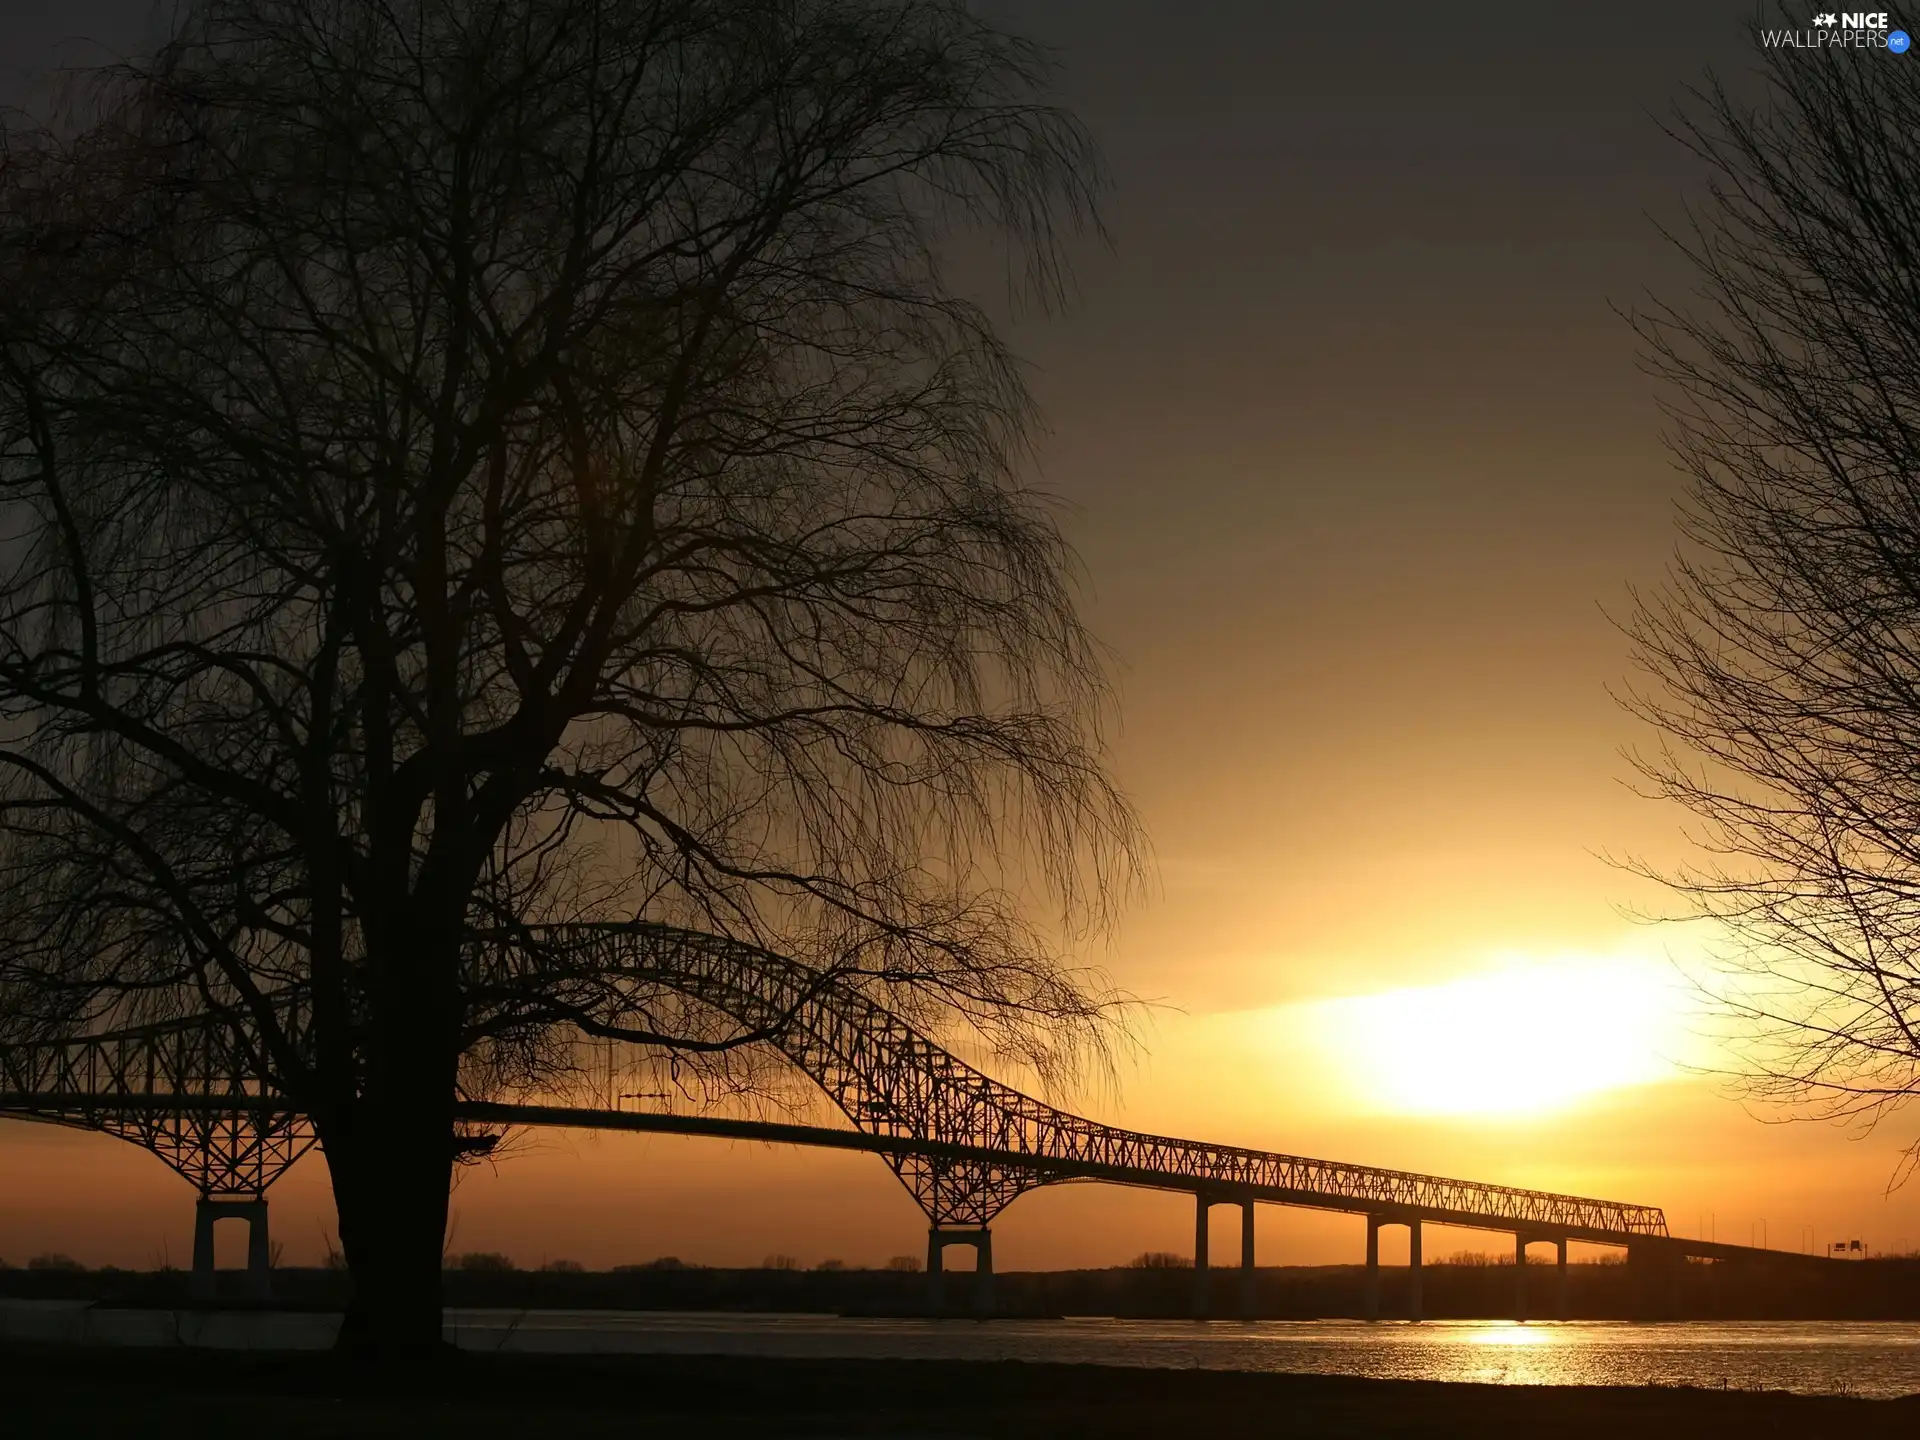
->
[6,1301,1918,1398]
[442,1311,1920,1397]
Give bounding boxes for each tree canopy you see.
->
[0,0,1138,1353]
[1628,43,1920,1170]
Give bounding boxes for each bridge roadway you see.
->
[0,921,1828,1316]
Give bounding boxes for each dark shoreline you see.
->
[3,1344,1914,1438]
[10,1256,1920,1321]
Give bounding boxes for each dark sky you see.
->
[970,1,1755,1003]
[0,0,1763,1005]
[15,2,1897,1270]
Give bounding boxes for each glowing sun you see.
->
[1314,953,1684,1118]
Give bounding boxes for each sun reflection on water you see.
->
[1465,1324,1560,1348]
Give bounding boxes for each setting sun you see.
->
[1314,954,1687,1118]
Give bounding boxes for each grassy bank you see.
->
[3,1345,1914,1438]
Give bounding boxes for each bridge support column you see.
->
[975,1228,994,1318]
[192,1202,214,1301]
[1514,1233,1527,1321]
[1364,1216,1380,1321]
[926,1227,944,1315]
[1627,1240,1683,1320]
[1239,1200,1256,1320]
[1556,1238,1569,1320]
[1408,1219,1422,1322]
[191,1196,270,1303]
[1193,1193,1211,1319]
[926,1227,993,1318]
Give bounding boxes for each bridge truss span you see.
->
[0,921,1668,1250]
[505,923,1671,1240]
[0,995,314,1196]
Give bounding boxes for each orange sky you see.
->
[10,1,1920,1272]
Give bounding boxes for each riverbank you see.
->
[6,1256,1915,1320]
[3,1345,1914,1438]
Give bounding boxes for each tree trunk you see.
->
[329,1100,458,1362]
[324,912,463,1364]
[315,883,470,1365]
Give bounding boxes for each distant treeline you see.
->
[6,1254,1920,1320]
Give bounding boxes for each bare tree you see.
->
[0,0,1140,1358]
[1625,43,1920,1172]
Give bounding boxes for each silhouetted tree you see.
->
[1128,1251,1189,1269]
[453,1253,517,1274]
[0,0,1137,1359]
[1626,43,1920,1171]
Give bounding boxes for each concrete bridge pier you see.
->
[926,1229,941,1314]
[191,1196,270,1302]
[1556,1237,1569,1319]
[1515,1233,1528,1320]
[1364,1215,1381,1320]
[1191,1193,1257,1319]
[974,1227,994,1316]
[1627,1239,1683,1320]
[1514,1234,1570,1321]
[1193,1192,1210,1318]
[1239,1199,1256,1320]
[1363,1216,1422,1321]
[926,1226,993,1317]
[1408,1218,1422,1321]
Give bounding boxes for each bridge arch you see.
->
[513,922,1097,1225]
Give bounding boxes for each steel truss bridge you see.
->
[0,923,1800,1318]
